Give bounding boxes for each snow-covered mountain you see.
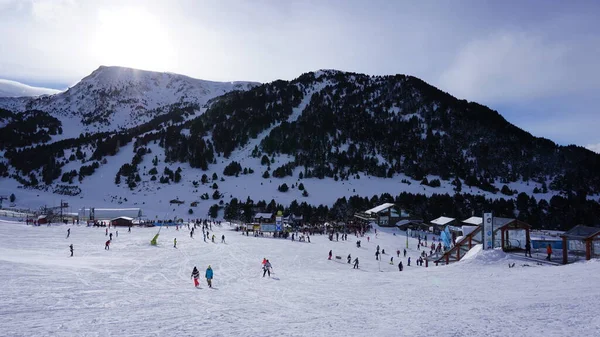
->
[1,68,599,230]
[0,66,259,135]
[0,79,61,97]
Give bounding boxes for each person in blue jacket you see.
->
[205,265,214,288]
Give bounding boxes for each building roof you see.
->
[462,216,483,225]
[254,213,273,219]
[365,203,395,215]
[395,219,427,229]
[111,216,133,221]
[431,216,455,225]
[492,217,515,228]
[561,225,600,240]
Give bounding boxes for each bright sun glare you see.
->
[91,7,174,71]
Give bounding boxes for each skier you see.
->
[353,257,359,269]
[328,250,332,260]
[191,266,200,287]
[174,238,177,248]
[375,251,379,260]
[116,231,118,237]
[382,249,385,255]
[205,265,213,288]
[398,261,403,271]
[105,240,110,250]
[525,240,532,258]
[307,235,310,243]
[67,228,70,238]
[109,233,113,241]
[407,257,411,266]
[263,260,272,277]
[105,228,108,236]
[292,233,295,241]
[128,226,131,233]
[403,249,407,257]
[69,244,73,257]
[190,230,193,239]
[221,235,225,243]
[390,256,394,265]
[347,254,351,264]
[396,249,400,258]
[377,245,380,252]
[211,234,215,243]
[546,244,552,261]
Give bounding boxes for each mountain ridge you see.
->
[1,67,599,229]
[0,66,260,136]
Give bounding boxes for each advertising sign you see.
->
[261,224,276,232]
[483,212,493,249]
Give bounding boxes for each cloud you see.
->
[30,0,77,22]
[438,31,600,103]
[585,144,600,153]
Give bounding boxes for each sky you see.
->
[1,0,599,150]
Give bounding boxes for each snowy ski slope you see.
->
[0,220,598,337]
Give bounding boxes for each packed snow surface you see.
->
[0,220,599,336]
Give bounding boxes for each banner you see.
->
[483,213,493,249]
[261,224,276,232]
[275,216,282,231]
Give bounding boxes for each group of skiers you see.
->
[329,237,431,273]
[191,265,213,288]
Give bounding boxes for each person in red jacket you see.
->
[105,240,110,250]
[546,244,552,261]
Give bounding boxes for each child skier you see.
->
[191,266,200,287]
[212,234,215,243]
[205,265,213,288]
[263,260,272,277]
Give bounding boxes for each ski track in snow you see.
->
[0,221,599,336]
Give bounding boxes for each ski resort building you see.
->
[253,213,274,224]
[395,219,428,231]
[353,203,410,227]
[462,216,483,226]
[427,217,531,265]
[430,216,456,234]
[561,225,600,264]
[283,214,303,227]
[78,208,142,221]
[110,216,134,227]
